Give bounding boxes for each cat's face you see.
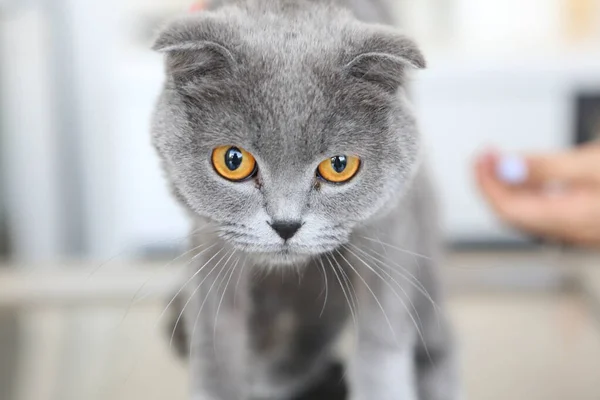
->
[152,6,424,265]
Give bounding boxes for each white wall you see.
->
[0,4,64,262]
[78,3,600,255]
[4,0,600,261]
[65,1,189,259]
[452,0,563,55]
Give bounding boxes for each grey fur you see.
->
[152,1,460,399]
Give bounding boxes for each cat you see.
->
[152,0,460,399]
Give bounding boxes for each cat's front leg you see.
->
[413,302,462,400]
[185,265,248,400]
[341,247,419,400]
[188,325,243,400]
[348,339,418,400]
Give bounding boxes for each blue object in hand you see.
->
[496,155,528,185]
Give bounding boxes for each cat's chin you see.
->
[249,250,313,268]
[228,241,341,267]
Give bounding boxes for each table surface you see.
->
[0,250,599,400]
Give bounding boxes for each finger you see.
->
[189,1,206,12]
[496,144,600,187]
[476,150,600,246]
[475,152,527,219]
[475,153,570,234]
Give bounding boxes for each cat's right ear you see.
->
[152,16,238,82]
[343,26,426,93]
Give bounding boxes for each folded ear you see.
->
[344,27,425,93]
[153,15,239,83]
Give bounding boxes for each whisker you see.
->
[348,242,440,314]
[323,252,357,385]
[233,256,249,308]
[85,223,213,281]
[351,242,443,333]
[360,236,432,260]
[374,230,389,257]
[325,253,357,330]
[343,244,426,334]
[218,230,261,241]
[357,244,443,325]
[368,231,519,270]
[189,250,233,361]
[158,246,226,333]
[113,238,222,396]
[342,245,433,365]
[336,257,360,330]
[131,242,217,302]
[168,248,232,348]
[119,241,218,327]
[316,256,329,318]
[335,249,398,345]
[361,234,452,333]
[213,253,240,359]
[372,230,425,284]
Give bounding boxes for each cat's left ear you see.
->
[344,27,426,93]
[152,15,239,83]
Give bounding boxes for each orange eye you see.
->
[317,155,360,183]
[212,146,257,181]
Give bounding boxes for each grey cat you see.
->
[151,0,460,399]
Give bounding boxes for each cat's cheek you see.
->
[175,173,262,222]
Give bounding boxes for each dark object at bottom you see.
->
[291,362,347,400]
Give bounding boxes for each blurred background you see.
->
[0,0,599,399]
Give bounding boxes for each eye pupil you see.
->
[331,156,347,173]
[225,147,243,171]
[317,155,360,183]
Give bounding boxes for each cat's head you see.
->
[151,4,425,265]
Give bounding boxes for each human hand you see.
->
[189,1,206,12]
[474,143,600,247]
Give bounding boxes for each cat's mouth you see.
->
[218,224,347,266]
[229,242,338,266]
